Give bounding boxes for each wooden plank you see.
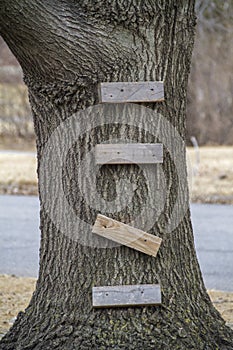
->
[92,214,162,257]
[93,284,161,308]
[99,81,164,103]
[95,143,163,165]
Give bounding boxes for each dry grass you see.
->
[187,146,233,204]
[0,149,232,337]
[0,152,38,195]
[0,275,232,339]
[0,135,36,152]
[0,84,28,111]
[0,275,36,338]
[208,290,233,330]
[0,146,232,202]
[0,84,33,138]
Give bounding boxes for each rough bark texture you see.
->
[0,1,233,349]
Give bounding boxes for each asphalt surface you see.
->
[191,203,233,291]
[0,195,232,291]
[0,195,40,277]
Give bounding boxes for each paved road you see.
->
[0,195,232,291]
[191,204,233,291]
[0,195,40,277]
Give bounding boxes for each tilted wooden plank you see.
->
[99,81,164,103]
[95,143,163,164]
[92,214,162,257]
[93,284,161,308]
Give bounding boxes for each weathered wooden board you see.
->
[99,81,164,103]
[92,214,162,257]
[93,284,161,308]
[95,143,163,165]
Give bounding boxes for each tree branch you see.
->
[0,0,134,83]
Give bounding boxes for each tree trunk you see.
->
[0,1,232,349]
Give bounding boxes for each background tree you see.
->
[187,0,233,144]
[0,1,232,349]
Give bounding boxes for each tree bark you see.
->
[0,1,233,349]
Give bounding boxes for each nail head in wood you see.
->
[92,214,162,257]
[95,143,163,165]
[93,284,161,308]
[99,81,164,103]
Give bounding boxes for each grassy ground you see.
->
[0,152,37,195]
[0,135,36,152]
[0,145,232,339]
[0,145,232,203]
[0,275,36,338]
[187,146,233,204]
[0,275,232,339]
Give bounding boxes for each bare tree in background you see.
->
[187,0,233,144]
[0,37,33,139]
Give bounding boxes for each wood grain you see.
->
[92,214,162,257]
[99,81,164,103]
[92,284,161,308]
[95,143,163,164]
